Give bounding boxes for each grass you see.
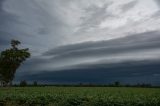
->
[0,87,160,106]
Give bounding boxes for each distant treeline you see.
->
[12,80,160,88]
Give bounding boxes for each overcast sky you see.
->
[0,0,160,84]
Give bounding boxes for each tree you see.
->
[114,81,120,87]
[20,80,27,87]
[0,40,30,86]
[33,81,38,86]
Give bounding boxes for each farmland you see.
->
[0,87,160,106]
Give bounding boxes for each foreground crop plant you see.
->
[0,40,30,86]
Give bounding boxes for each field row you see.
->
[0,87,160,106]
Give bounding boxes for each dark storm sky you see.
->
[0,0,160,84]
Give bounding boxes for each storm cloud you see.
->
[0,0,160,84]
[19,30,159,71]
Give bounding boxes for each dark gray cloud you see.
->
[155,0,160,7]
[0,31,11,46]
[79,3,115,32]
[44,31,160,58]
[0,0,19,47]
[18,31,160,75]
[0,0,72,53]
[15,60,160,85]
[121,0,138,12]
[152,10,160,18]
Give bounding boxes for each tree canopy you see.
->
[0,40,30,86]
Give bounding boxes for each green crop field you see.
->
[0,87,160,106]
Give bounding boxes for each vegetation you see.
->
[33,81,38,86]
[0,40,30,86]
[20,80,28,87]
[12,81,155,88]
[0,87,159,106]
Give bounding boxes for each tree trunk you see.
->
[0,81,2,87]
